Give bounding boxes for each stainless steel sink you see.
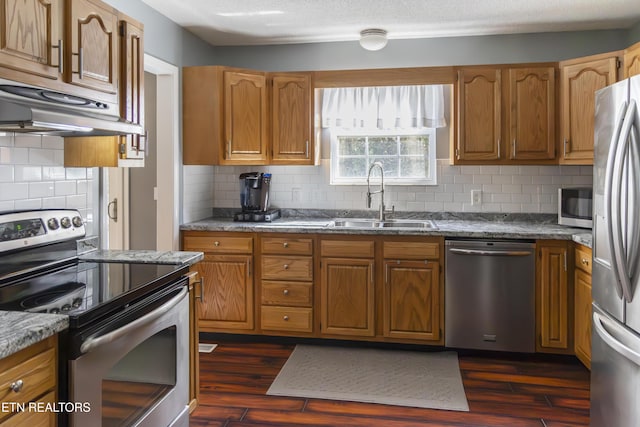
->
[330,218,438,230]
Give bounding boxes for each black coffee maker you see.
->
[234,172,280,222]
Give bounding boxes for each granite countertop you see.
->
[181,216,592,247]
[1,249,203,361]
[79,249,204,265]
[0,311,68,359]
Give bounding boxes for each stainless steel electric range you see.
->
[0,209,191,427]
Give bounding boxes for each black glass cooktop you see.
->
[0,261,188,328]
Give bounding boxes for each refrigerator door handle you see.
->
[605,100,629,299]
[628,119,640,282]
[612,100,638,303]
[593,311,640,367]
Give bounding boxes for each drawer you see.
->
[261,237,313,255]
[384,241,439,260]
[183,235,253,254]
[261,256,313,281]
[261,281,312,307]
[320,240,374,258]
[261,306,313,332]
[1,390,56,427]
[0,337,56,419]
[575,245,593,275]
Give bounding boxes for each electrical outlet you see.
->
[471,190,482,205]
[292,187,301,202]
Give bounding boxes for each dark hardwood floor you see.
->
[190,339,590,426]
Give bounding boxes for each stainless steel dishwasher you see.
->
[445,239,536,352]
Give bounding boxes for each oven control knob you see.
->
[49,308,60,314]
[47,218,60,230]
[61,304,71,312]
[72,216,83,228]
[60,217,72,228]
[72,298,83,308]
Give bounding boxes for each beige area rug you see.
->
[267,345,469,412]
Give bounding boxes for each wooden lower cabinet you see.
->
[383,260,440,341]
[574,244,593,369]
[183,232,255,333]
[536,240,572,353]
[0,336,57,427]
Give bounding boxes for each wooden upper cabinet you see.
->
[223,70,269,164]
[271,73,313,165]
[66,0,118,95]
[456,68,502,162]
[0,0,62,80]
[118,16,145,166]
[623,40,640,78]
[559,53,619,165]
[507,67,556,161]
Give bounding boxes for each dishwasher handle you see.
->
[448,248,533,257]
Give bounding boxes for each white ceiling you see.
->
[140,0,640,47]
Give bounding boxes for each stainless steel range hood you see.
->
[0,81,143,137]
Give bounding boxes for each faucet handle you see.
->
[366,192,372,208]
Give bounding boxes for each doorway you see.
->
[105,55,180,251]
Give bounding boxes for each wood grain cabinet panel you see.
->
[560,53,619,164]
[536,240,572,353]
[261,306,313,333]
[507,67,556,161]
[455,68,502,162]
[261,256,313,281]
[624,40,640,78]
[271,73,313,165]
[320,257,375,337]
[574,244,592,369]
[0,0,61,80]
[66,0,119,95]
[187,272,200,413]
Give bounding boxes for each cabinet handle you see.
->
[563,138,569,157]
[195,280,204,302]
[512,139,516,158]
[370,264,374,285]
[582,258,590,266]
[564,251,568,272]
[10,380,23,393]
[283,315,289,321]
[73,47,84,79]
[227,141,231,159]
[247,260,252,276]
[305,140,309,158]
[213,241,220,247]
[283,242,289,248]
[283,264,289,270]
[283,289,289,296]
[52,39,63,73]
[497,138,501,159]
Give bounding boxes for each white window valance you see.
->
[321,85,446,130]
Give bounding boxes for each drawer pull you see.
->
[10,380,24,393]
[582,258,590,266]
[214,241,220,247]
[283,264,289,270]
[283,242,289,248]
[283,315,289,321]
[283,289,290,295]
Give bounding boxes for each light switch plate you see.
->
[471,190,482,205]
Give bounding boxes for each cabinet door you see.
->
[223,71,268,164]
[118,18,145,166]
[66,0,118,95]
[537,241,571,351]
[507,67,556,160]
[623,41,640,78]
[270,73,313,165]
[456,68,502,162]
[574,268,592,369]
[560,56,618,164]
[187,272,200,412]
[0,0,61,80]
[383,260,440,341]
[320,258,374,336]
[193,254,254,331]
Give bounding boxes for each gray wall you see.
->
[629,21,640,46]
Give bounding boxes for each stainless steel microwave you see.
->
[558,187,593,228]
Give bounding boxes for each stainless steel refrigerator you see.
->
[592,74,640,426]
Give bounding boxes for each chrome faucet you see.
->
[366,161,394,221]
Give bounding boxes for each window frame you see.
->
[329,128,437,186]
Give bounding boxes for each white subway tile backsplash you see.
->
[15,199,42,210]
[0,165,13,182]
[29,181,55,198]
[15,165,42,181]
[55,181,77,196]
[0,201,14,211]
[14,135,42,148]
[0,182,29,201]
[29,148,57,165]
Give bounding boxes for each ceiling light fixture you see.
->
[359,29,388,51]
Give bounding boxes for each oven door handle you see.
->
[80,286,187,355]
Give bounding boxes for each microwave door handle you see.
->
[613,100,637,303]
[606,100,628,300]
[80,286,187,354]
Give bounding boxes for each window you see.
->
[330,128,437,185]
[321,85,445,186]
